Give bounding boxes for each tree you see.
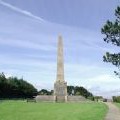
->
[101,6,120,77]
[113,96,120,103]
[67,85,93,99]
[38,89,52,95]
[0,73,37,98]
[0,72,7,97]
[67,86,74,95]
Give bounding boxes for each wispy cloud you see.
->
[0,0,116,53]
[0,0,45,22]
[0,38,56,51]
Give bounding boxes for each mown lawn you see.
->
[0,101,108,120]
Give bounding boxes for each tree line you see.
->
[67,86,93,99]
[113,96,120,103]
[0,73,37,98]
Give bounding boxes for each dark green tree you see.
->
[0,73,37,98]
[101,6,120,77]
[67,85,93,100]
[38,89,52,95]
[0,72,7,97]
[67,86,74,95]
[113,96,120,103]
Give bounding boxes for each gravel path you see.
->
[105,102,120,120]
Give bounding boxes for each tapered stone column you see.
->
[56,36,64,82]
[54,36,67,102]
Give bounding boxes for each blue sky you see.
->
[0,0,120,98]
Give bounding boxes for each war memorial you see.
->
[36,36,86,102]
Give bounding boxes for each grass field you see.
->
[0,101,108,120]
[115,103,120,108]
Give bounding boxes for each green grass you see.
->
[115,103,120,108]
[0,101,108,120]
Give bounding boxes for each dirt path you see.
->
[105,102,120,120]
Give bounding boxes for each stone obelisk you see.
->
[54,35,67,102]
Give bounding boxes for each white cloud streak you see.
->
[0,0,45,22]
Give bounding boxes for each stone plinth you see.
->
[54,81,67,102]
